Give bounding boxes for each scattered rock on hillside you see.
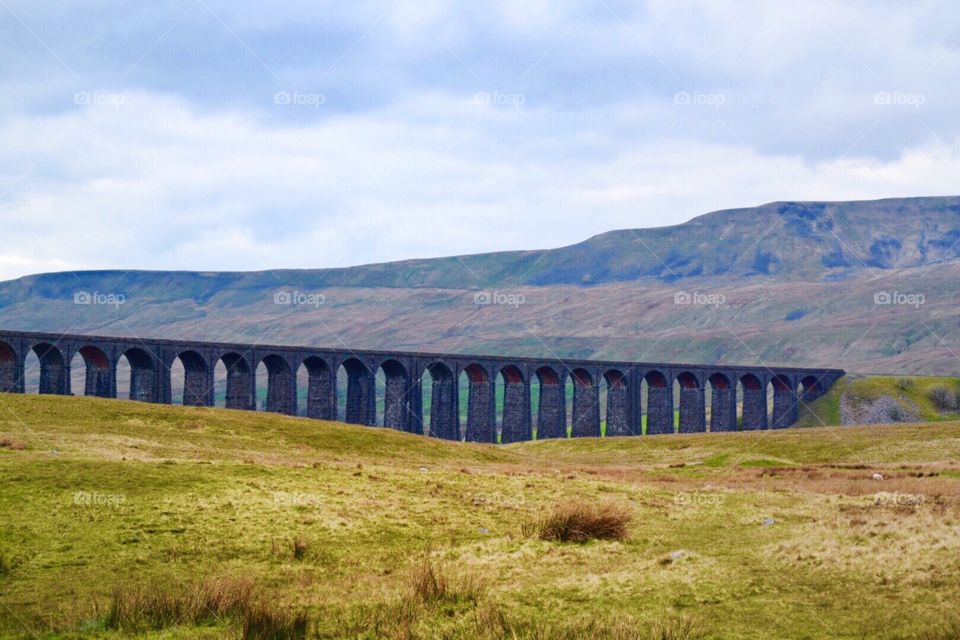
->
[840,394,919,425]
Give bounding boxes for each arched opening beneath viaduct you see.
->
[21,348,40,394]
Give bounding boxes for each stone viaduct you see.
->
[0,330,844,441]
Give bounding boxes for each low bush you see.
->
[525,500,632,543]
[928,385,958,413]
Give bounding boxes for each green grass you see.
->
[1,393,960,639]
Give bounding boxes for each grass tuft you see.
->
[408,553,485,605]
[241,601,309,640]
[525,500,632,543]
[105,576,305,638]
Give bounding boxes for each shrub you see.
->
[895,377,915,392]
[526,500,632,543]
[928,385,958,413]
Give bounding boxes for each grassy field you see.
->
[1,394,960,639]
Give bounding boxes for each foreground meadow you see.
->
[1,394,959,639]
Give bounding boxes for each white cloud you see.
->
[0,90,958,281]
[0,2,958,281]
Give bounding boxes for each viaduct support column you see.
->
[408,374,424,435]
[678,387,706,433]
[0,346,18,393]
[345,368,374,425]
[741,384,767,430]
[646,376,674,435]
[571,375,601,438]
[225,365,254,410]
[465,373,495,443]
[130,366,158,403]
[501,376,531,443]
[38,356,68,395]
[183,368,214,407]
[382,372,408,431]
[710,384,737,432]
[85,362,114,398]
[605,374,632,436]
[305,362,335,419]
[430,373,459,440]
[536,378,565,440]
[772,379,799,429]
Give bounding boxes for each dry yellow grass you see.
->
[1,394,959,639]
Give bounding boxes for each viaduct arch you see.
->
[0,329,844,443]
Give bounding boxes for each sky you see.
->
[0,0,958,281]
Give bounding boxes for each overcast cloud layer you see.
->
[1,0,958,281]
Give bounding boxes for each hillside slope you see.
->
[0,196,958,374]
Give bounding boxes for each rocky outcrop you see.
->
[840,394,919,425]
